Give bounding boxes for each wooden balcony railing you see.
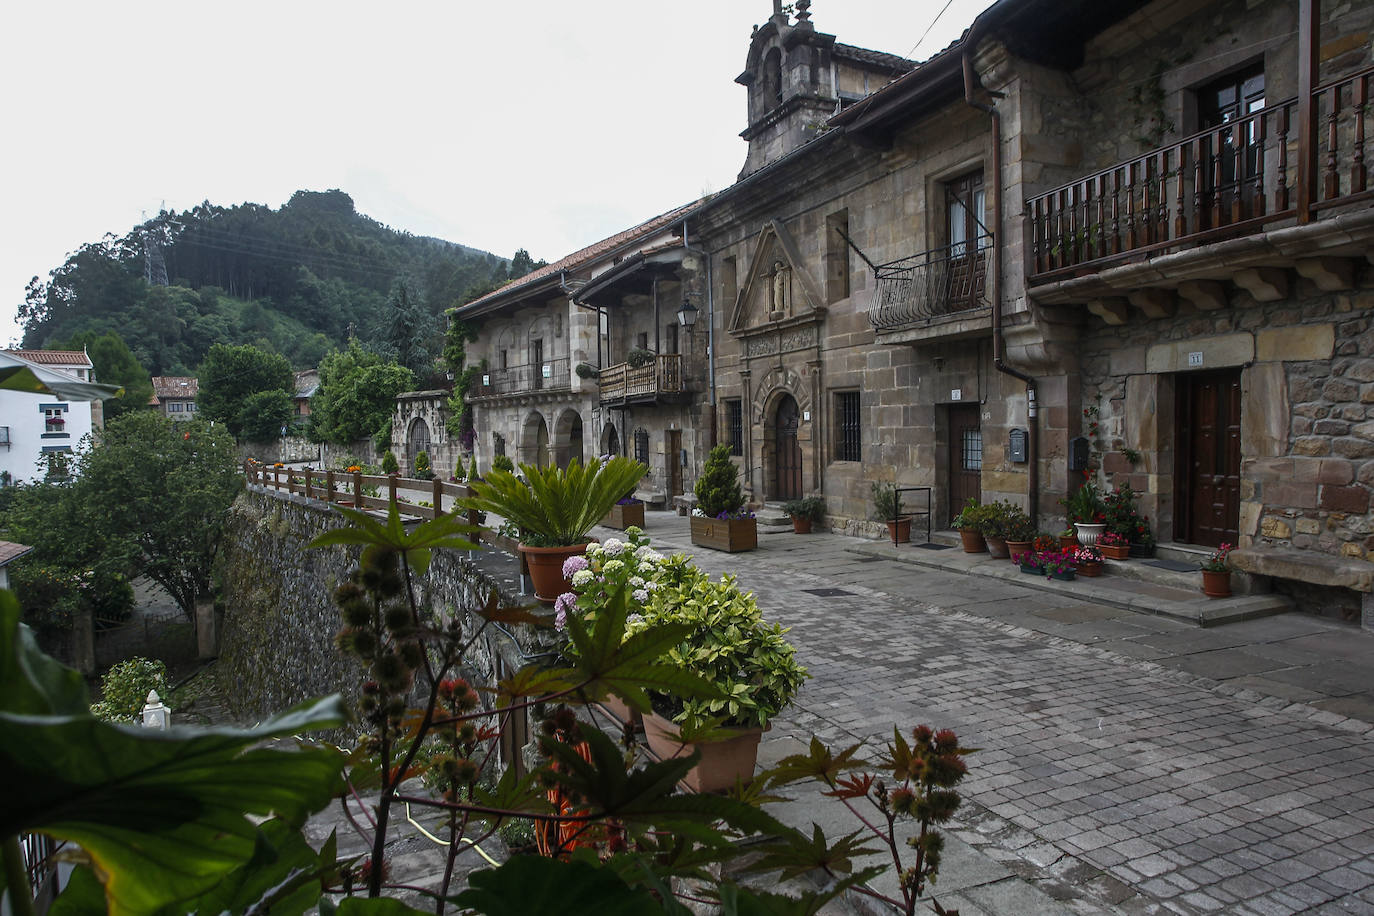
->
[468,358,571,398]
[598,354,683,403]
[868,234,992,330]
[1027,66,1373,280]
[243,462,480,523]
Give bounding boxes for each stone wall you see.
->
[216,488,549,742]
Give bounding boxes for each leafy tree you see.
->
[379,278,435,379]
[197,343,293,439]
[237,389,296,442]
[76,413,241,618]
[52,330,153,419]
[308,341,413,445]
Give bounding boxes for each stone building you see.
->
[452,203,707,502]
[456,0,1374,620]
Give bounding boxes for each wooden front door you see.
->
[665,430,683,497]
[1176,370,1242,547]
[948,404,982,522]
[774,395,803,500]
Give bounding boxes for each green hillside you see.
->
[18,189,538,379]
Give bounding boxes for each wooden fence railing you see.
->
[243,462,479,524]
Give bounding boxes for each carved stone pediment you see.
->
[729,219,825,339]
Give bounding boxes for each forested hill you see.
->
[18,189,540,376]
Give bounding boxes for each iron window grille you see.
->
[835,391,862,462]
[725,399,743,457]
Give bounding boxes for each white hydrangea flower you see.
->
[602,538,625,556]
[629,576,645,588]
[603,559,625,576]
[632,588,649,603]
[571,569,595,587]
[634,546,663,564]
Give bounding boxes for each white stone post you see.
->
[141,690,171,730]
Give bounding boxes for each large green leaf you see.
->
[308,503,480,575]
[454,855,663,915]
[462,456,646,545]
[0,591,346,916]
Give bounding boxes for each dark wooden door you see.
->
[948,404,981,522]
[1177,370,1242,547]
[665,430,683,497]
[774,395,802,500]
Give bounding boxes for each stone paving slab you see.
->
[589,511,1374,914]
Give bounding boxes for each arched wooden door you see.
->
[773,394,802,500]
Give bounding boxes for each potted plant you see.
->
[413,450,434,481]
[625,347,656,369]
[691,444,757,552]
[782,496,825,534]
[1103,483,1155,556]
[1014,548,1045,575]
[1004,510,1036,562]
[1098,530,1130,560]
[871,481,911,544]
[983,502,1016,560]
[951,498,987,553]
[602,492,645,530]
[1058,528,1078,550]
[1074,545,1104,577]
[1062,480,1106,545]
[1200,542,1234,597]
[491,454,515,473]
[627,559,808,792]
[462,455,647,602]
[1043,549,1077,581]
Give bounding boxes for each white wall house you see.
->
[0,350,98,484]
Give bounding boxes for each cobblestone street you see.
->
[597,512,1374,915]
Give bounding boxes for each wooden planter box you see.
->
[690,515,758,552]
[602,501,645,530]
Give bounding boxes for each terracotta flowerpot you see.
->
[1006,540,1033,562]
[1202,569,1232,598]
[690,515,758,552]
[1074,522,1106,547]
[601,501,645,530]
[1077,560,1103,578]
[600,695,643,731]
[1058,535,1079,550]
[1100,543,1131,560]
[886,516,912,544]
[791,516,813,534]
[985,535,1010,559]
[958,528,987,553]
[643,713,764,793]
[519,542,592,604]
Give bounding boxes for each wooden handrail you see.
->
[242,461,481,526]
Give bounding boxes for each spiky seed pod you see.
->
[385,696,405,720]
[374,650,404,684]
[453,757,479,784]
[334,628,356,653]
[334,581,365,605]
[376,567,404,599]
[350,628,379,659]
[384,604,414,634]
[359,693,379,715]
[456,685,480,712]
[457,722,477,744]
[553,707,576,733]
[340,597,373,628]
[362,680,380,695]
[398,640,425,670]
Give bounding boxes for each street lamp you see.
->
[676,298,699,333]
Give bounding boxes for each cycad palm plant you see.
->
[463,456,647,547]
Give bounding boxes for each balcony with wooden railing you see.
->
[1027,66,1374,285]
[597,354,683,405]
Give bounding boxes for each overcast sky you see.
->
[0,0,995,347]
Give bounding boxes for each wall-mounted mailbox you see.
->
[1068,435,1091,471]
[1009,428,1028,464]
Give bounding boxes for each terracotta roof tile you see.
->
[0,541,34,566]
[3,349,92,367]
[832,42,917,73]
[151,376,198,398]
[457,199,704,313]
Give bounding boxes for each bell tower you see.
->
[736,0,839,178]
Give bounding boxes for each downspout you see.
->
[962,50,1040,526]
[681,218,717,449]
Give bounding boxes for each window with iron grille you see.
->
[835,391,861,462]
[725,399,743,457]
[634,429,650,466]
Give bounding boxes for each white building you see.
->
[0,350,99,484]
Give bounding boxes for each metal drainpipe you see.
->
[963,51,1040,526]
[681,219,717,449]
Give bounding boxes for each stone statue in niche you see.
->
[768,259,791,321]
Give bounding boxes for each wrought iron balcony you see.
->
[1027,66,1374,281]
[598,354,683,404]
[468,358,571,398]
[867,235,991,331]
